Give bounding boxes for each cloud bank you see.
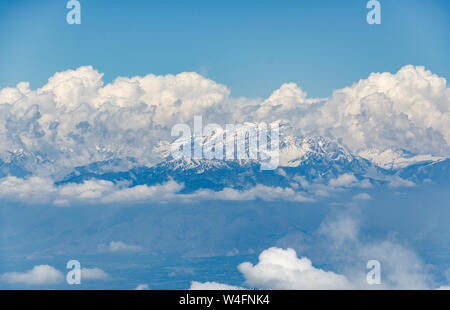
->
[0,65,447,205]
[0,65,448,178]
[0,170,418,206]
[0,176,317,206]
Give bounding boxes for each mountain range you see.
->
[50,134,449,193]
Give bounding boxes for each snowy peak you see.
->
[279,136,356,167]
[156,119,360,170]
[358,148,447,169]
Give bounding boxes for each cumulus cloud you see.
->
[190,247,352,290]
[237,247,352,290]
[0,66,230,175]
[1,265,64,285]
[256,65,450,157]
[0,65,447,204]
[81,268,110,281]
[0,65,448,179]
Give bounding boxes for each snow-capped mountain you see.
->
[54,132,449,193]
[358,148,447,170]
[1,120,448,193]
[277,135,375,179]
[0,150,36,178]
[156,120,372,173]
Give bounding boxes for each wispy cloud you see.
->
[98,241,144,253]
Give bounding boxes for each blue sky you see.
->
[0,0,449,98]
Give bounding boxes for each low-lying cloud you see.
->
[0,171,417,206]
[0,176,315,206]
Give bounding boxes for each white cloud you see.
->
[98,241,143,253]
[0,176,314,206]
[184,185,312,203]
[1,265,64,285]
[327,174,372,190]
[190,281,245,290]
[276,168,287,177]
[168,267,195,277]
[318,215,359,245]
[0,65,448,178]
[358,149,447,169]
[359,240,431,289]
[312,215,434,289]
[135,283,150,290]
[237,247,352,290]
[0,176,176,205]
[81,268,110,281]
[0,176,56,204]
[257,65,450,156]
[0,65,445,205]
[329,174,358,188]
[100,181,184,204]
[189,247,351,290]
[0,66,230,174]
[352,193,372,200]
[387,176,416,188]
